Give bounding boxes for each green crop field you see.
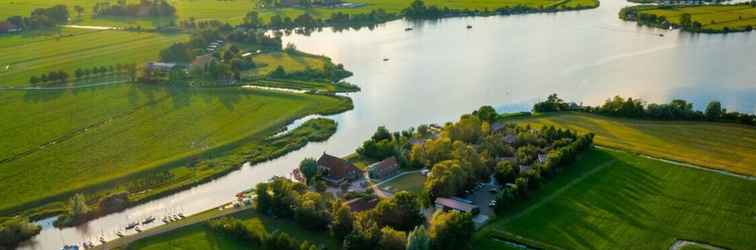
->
[475,148,756,250]
[512,112,756,176]
[127,209,340,250]
[0,28,188,87]
[0,83,351,215]
[0,0,599,29]
[636,4,756,32]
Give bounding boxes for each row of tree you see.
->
[92,0,176,17]
[494,133,594,212]
[0,217,41,249]
[29,64,139,85]
[29,71,69,85]
[620,4,755,33]
[402,0,594,20]
[208,216,325,250]
[3,5,69,31]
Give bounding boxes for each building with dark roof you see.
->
[0,22,20,33]
[435,197,479,214]
[368,157,400,180]
[317,153,361,186]
[345,197,379,212]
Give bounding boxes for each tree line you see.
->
[92,0,176,17]
[619,4,755,33]
[29,63,138,86]
[402,0,595,20]
[0,217,41,249]
[2,5,69,31]
[533,93,756,126]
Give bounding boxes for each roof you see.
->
[0,22,19,32]
[345,197,378,212]
[503,134,517,144]
[491,122,505,132]
[192,54,214,67]
[147,62,177,69]
[368,157,399,177]
[317,153,360,180]
[435,197,479,213]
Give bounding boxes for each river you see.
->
[19,0,756,249]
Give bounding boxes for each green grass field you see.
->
[0,0,599,29]
[0,28,187,86]
[127,209,340,250]
[379,172,426,194]
[475,148,756,250]
[636,4,756,32]
[252,51,327,76]
[512,112,756,176]
[0,83,351,215]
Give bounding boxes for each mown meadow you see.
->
[127,209,340,250]
[513,112,756,176]
[0,83,352,217]
[0,28,187,86]
[475,148,756,249]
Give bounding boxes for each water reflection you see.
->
[20,0,756,248]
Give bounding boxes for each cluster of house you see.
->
[0,22,21,34]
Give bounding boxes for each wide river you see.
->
[20,0,756,249]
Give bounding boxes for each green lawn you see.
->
[475,148,756,250]
[251,51,328,76]
[0,28,188,86]
[127,209,340,250]
[0,83,351,216]
[635,4,756,32]
[512,112,756,176]
[0,0,599,29]
[379,172,426,194]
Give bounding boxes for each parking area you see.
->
[466,182,499,217]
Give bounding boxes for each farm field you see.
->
[512,112,756,176]
[475,148,756,250]
[0,83,352,215]
[0,28,187,87]
[127,209,340,250]
[632,4,756,32]
[0,0,599,29]
[251,51,328,76]
[378,172,426,194]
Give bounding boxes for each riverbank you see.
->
[619,3,756,33]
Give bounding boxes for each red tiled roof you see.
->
[369,157,399,178]
[317,153,359,180]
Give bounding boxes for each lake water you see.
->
[19,0,756,249]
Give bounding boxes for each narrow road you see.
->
[61,25,119,30]
[94,205,251,250]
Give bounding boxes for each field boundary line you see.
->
[595,146,756,181]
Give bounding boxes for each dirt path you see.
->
[94,205,251,250]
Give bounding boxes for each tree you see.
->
[406,225,430,250]
[428,211,474,250]
[474,105,498,123]
[68,193,91,219]
[372,126,392,141]
[424,160,467,199]
[74,5,85,18]
[705,101,723,121]
[330,202,354,241]
[299,158,318,184]
[0,217,41,248]
[373,191,424,231]
[271,65,286,78]
[29,76,40,85]
[255,182,272,214]
[265,231,299,250]
[680,13,692,30]
[378,227,407,250]
[494,160,516,184]
[74,68,84,79]
[343,213,380,250]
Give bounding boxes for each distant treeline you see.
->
[619,3,756,33]
[402,0,596,20]
[533,94,756,126]
[2,5,69,31]
[93,0,176,17]
[237,10,396,31]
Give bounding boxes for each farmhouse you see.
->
[435,197,480,214]
[368,157,400,180]
[317,153,361,186]
[146,62,177,72]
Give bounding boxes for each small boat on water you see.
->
[62,244,80,250]
[135,226,142,233]
[125,222,138,230]
[467,25,472,29]
[405,27,413,31]
[99,236,106,244]
[116,231,125,237]
[659,33,664,37]
[383,58,389,61]
[178,213,186,218]
[162,217,170,223]
[142,216,155,225]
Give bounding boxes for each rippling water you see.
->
[20,0,756,249]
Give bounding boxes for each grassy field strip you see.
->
[482,149,756,249]
[0,78,129,90]
[505,159,616,223]
[597,146,756,181]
